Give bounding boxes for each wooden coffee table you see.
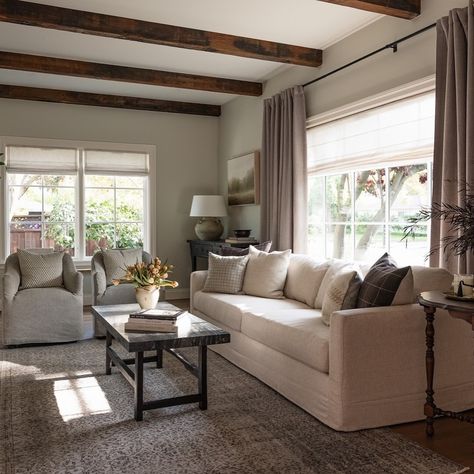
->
[92,302,230,421]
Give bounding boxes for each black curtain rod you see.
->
[303,22,437,88]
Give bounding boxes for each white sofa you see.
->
[190,254,474,431]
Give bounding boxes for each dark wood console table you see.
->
[187,239,259,271]
[418,291,474,436]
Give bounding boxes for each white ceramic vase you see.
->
[135,286,160,310]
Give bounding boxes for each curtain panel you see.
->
[431,4,474,273]
[260,85,307,252]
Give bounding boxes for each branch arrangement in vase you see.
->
[402,188,474,258]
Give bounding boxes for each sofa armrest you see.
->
[3,271,20,302]
[62,254,83,295]
[327,303,474,429]
[190,271,208,312]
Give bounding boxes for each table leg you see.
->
[105,331,112,375]
[156,349,163,368]
[424,305,436,436]
[134,351,144,421]
[198,346,208,410]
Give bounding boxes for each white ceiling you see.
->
[0,0,381,106]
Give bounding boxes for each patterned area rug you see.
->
[0,339,468,474]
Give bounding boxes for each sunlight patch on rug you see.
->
[53,373,111,421]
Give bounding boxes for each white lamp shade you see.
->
[190,195,227,217]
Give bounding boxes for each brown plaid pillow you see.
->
[220,241,272,256]
[357,253,412,308]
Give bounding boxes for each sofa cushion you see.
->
[220,241,272,256]
[284,254,330,307]
[102,248,143,285]
[18,249,64,289]
[203,253,249,294]
[322,267,362,326]
[412,266,453,300]
[242,246,291,299]
[193,291,310,332]
[357,253,413,308]
[241,309,330,373]
[314,259,353,309]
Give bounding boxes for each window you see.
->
[1,139,154,262]
[307,89,435,266]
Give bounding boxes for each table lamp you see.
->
[190,195,227,241]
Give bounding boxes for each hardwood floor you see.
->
[392,415,474,469]
[33,301,474,469]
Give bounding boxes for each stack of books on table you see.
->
[224,237,258,244]
[124,309,186,333]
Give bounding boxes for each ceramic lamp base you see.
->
[195,217,223,241]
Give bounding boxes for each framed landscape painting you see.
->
[227,151,260,206]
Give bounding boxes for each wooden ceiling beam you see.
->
[319,0,420,19]
[0,84,221,116]
[0,1,322,67]
[0,51,262,96]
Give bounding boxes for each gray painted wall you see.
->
[0,99,219,302]
[218,0,468,240]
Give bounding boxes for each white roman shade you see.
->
[84,150,149,176]
[307,92,435,175]
[6,146,78,174]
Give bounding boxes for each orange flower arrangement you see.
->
[112,257,178,289]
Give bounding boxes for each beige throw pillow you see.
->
[102,248,143,285]
[321,267,362,326]
[18,249,64,289]
[314,259,353,309]
[242,246,291,299]
[203,253,249,294]
[284,255,330,307]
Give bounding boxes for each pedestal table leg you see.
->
[424,305,436,436]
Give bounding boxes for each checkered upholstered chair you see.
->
[1,249,83,346]
[91,249,152,337]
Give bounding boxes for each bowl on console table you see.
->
[233,229,251,238]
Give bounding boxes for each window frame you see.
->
[306,75,436,264]
[0,137,157,269]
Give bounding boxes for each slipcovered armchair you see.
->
[91,249,152,336]
[1,250,83,346]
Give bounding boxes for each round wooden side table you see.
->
[418,291,474,436]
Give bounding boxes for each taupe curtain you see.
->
[431,4,474,273]
[260,86,307,252]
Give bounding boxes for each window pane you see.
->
[44,187,76,222]
[42,175,75,187]
[326,224,352,260]
[116,224,143,249]
[355,169,386,222]
[326,174,352,223]
[116,176,145,188]
[10,221,41,253]
[85,189,114,223]
[8,174,76,255]
[355,225,385,262]
[308,176,324,221]
[308,224,324,260]
[9,186,42,220]
[44,223,75,255]
[390,164,429,222]
[116,189,143,222]
[85,175,114,188]
[86,223,115,256]
[390,224,428,266]
[8,174,42,186]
